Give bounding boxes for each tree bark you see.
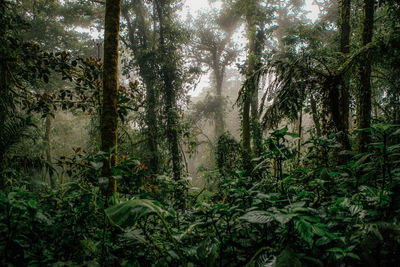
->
[122,3,160,173]
[356,0,374,153]
[214,70,225,140]
[0,61,8,188]
[337,0,351,150]
[310,95,322,137]
[241,0,257,172]
[155,0,181,182]
[101,0,121,195]
[44,115,55,187]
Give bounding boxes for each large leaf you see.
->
[105,199,167,228]
[294,218,313,246]
[240,210,273,224]
[273,212,297,224]
[276,248,302,267]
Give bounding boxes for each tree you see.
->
[121,0,161,174]
[154,0,182,182]
[191,10,239,140]
[228,0,273,171]
[101,0,121,194]
[13,0,103,187]
[356,0,375,153]
[336,0,351,150]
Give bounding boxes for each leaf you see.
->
[276,248,302,267]
[91,161,103,170]
[240,211,273,224]
[274,212,297,224]
[294,218,313,246]
[105,199,167,228]
[346,253,360,260]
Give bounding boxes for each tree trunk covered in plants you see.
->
[250,29,264,158]
[241,0,257,172]
[337,0,351,150]
[122,3,160,174]
[101,0,121,195]
[356,0,374,153]
[155,0,181,182]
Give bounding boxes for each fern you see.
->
[0,116,37,153]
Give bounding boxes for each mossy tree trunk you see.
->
[155,0,181,182]
[242,0,263,172]
[101,0,121,195]
[122,2,160,173]
[356,0,374,153]
[337,0,351,150]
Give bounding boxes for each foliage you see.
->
[2,0,400,266]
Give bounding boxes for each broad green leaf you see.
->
[274,212,297,224]
[240,211,273,224]
[294,218,313,246]
[105,199,166,228]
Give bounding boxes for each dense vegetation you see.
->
[1,0,400,266]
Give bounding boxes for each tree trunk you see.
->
[44,115,55,187]
[101,0,121,195]
[214,73,224,140]
[145,81,159,173]
[122,3,160,174]
[356,0,374,153]
[241,2,258,172]
[337,0,351,150]
[155,0,181,182]
[297,108,302,163]
[0,62,8,188]
[310,95,322,137]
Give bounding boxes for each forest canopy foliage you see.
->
[1,0,400,266]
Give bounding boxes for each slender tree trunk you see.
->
[44,115,55,187]
[339,0,351,54]
[122,4,160,173]
[338,0,351,150]
[101,0,121,195]
[214,74,224,140]
[356,0,374,153]
[145,81,159,173]
[242,4,258,172]
[310,95,322,137]
[155,0,181,182]
[297,108,302,163]
[0,62,8,188]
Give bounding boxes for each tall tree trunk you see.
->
[250,29,264,158]
[44,115,55,187]
[241,2,257,172]
[0,62,8,188]
[356,0,374,153]
[310,95,322,137]
[145,80,159,173]
[155,0,181,182]
[101,0,121,195]
[337,0,351,150]
[214,70,224,140]
[297,108,303,163]
[122,3,160,173]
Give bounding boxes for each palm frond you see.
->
[0,116,37,152]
